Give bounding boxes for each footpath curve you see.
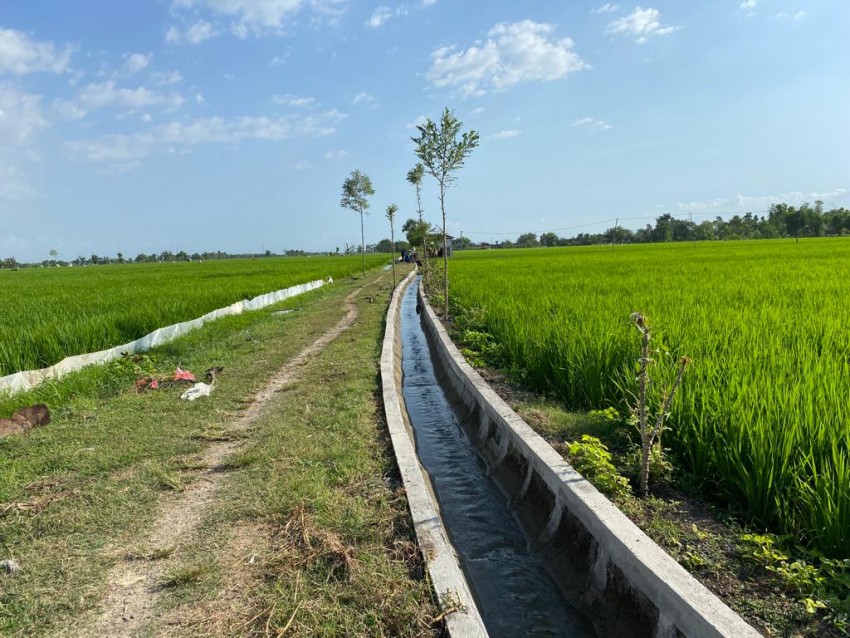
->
[76,280,370,638]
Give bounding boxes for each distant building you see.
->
[437,234,454,258]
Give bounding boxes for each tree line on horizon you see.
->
[0,249,318,270]
[490,202,850,249]
[5,202,847,271]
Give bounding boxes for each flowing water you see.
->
[400,278,596,637]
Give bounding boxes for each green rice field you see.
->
[449,240,850,557]
[0,255,386,377]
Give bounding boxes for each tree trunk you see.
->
[390,224,396,288]
[637,317,650,496]
[440,184,448,320]
[416,185,429,289]
[640,437,651,497]
[360,210,366,278]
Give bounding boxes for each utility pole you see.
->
[460,231,464,250]
[690,212,695,246]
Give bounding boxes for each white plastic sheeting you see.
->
[0,278,330,397]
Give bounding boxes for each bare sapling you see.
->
[630,312,691,496]
[386,203,398,289]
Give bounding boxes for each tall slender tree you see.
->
[411,108,479,319]
[406,163,429,284]
[386,203,398,288]
[340,169,375,277]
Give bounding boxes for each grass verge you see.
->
[443,309,845,638]
[144,267,439,637]
[1,267,436,637]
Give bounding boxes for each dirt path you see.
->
[77,283,372,638]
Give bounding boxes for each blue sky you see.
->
[1,1,848,261]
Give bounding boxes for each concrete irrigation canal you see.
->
[399,278,594,637]
[381,272,762,638]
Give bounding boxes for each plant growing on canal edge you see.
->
[411,108,479,319]
[630,312,690,496]
[340,169,375,278]
[386,203,398,288]
[567,435,631,499]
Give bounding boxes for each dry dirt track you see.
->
[76,283,371,638]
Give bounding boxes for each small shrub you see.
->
[588,407,619,423]
[567,435,630,499]
[625,444,674,484]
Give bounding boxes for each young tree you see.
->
[411,108,479,319]
[386,203,399,287]
[340,169,375,277]
[406,163,429,282]
[630,313,690,496]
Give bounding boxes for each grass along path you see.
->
[79,278,373,637]
[1,265,436,637]
[139,265,437,637]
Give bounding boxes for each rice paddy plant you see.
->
[0,255,386,376]
[448,240,850,557]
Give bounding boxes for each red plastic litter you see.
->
[173,368,195,382]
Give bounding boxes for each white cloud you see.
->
[273,94,315,107]
[0,86,45,203]
[593,3,619,13]
[427,20,589,98]
[0,28,73,75]
[470,106,484,116]
[184,20,218,44]
[76,81,185,112]
[421,0,436,5]
[124,53,151,75]
[270,55,288,66]
[0,84,47,145]
[486,129,520,140]
[607,7,678,44]
[52,98,86,120]
[169,0,349,37]
[66,110,348,166]
[195,92,206,105]
[365,5,408,28]
[97,161,143,176]
[405,114,428,130]
[775,10,806,20]
[149,70,183,85]
[294,160,313,169]
[366,7,393,28]
[676,189,849,213]
[166,20,219,45]
[352,91,377,106]
[740,0,756,9]
[572,116,612,131]
[323,149,350,158]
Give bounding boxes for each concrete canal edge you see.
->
[380,271,489,637]
[413,280,762,638]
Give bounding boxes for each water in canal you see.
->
[400,278,596,638]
